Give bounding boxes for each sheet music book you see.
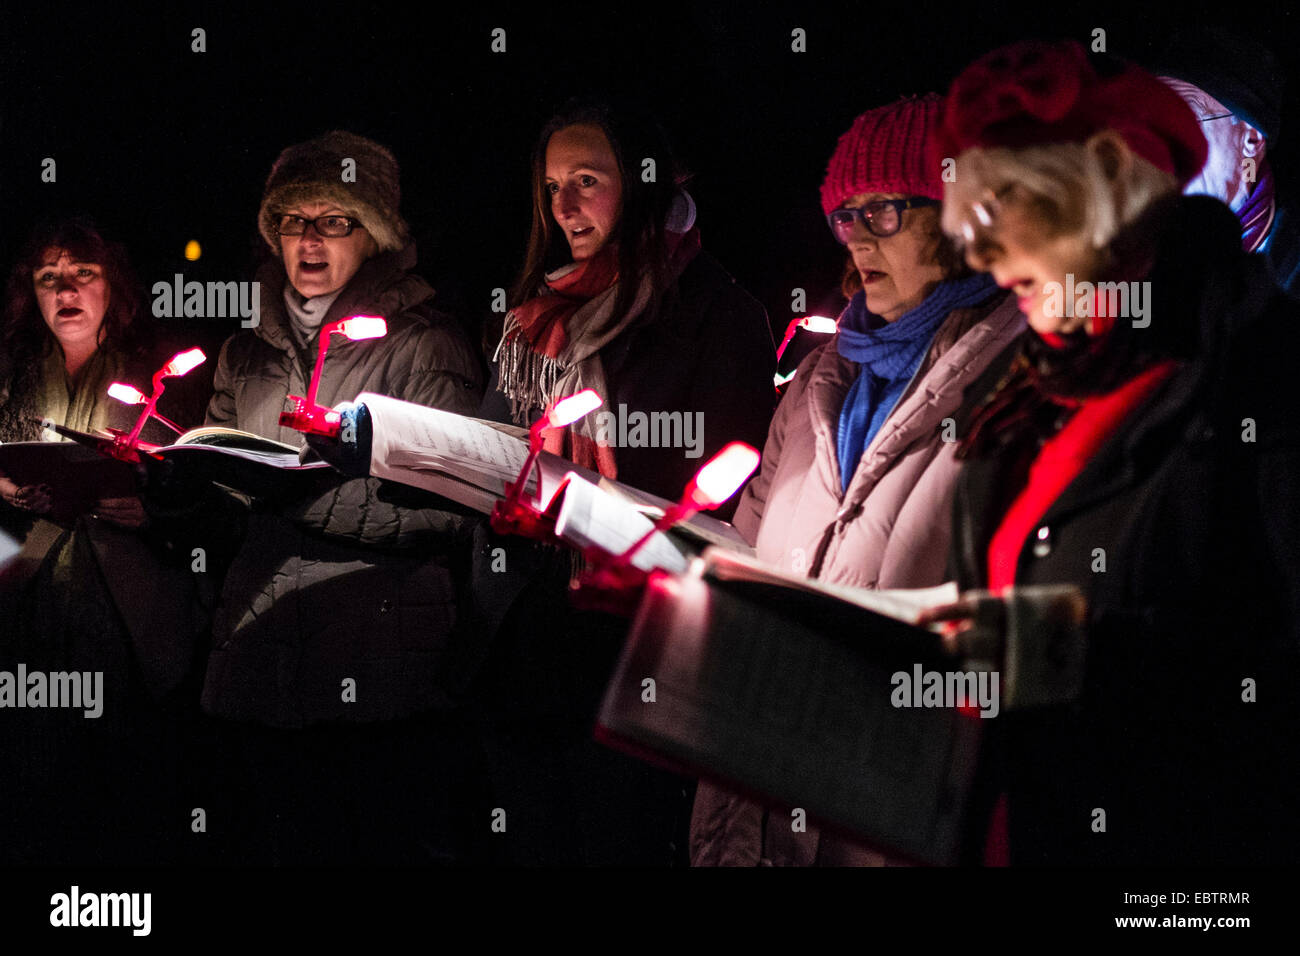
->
[357,392,753,568]
[0,439,138,521]
[0,423,333,513]
[596,548,980,865]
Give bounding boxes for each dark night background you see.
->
[2,2,1297,388]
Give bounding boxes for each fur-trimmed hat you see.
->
[257,130,410,254]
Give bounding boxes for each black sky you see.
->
[2,2,1297,359]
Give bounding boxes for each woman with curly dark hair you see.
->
[0,218,206,865]
[0,218,171,530]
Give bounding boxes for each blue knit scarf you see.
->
[835,273,998,491]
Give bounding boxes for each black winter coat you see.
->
[951,198,1300,865]
[473,249,777,644]
[479,250,777,504]
[468,249,777,865]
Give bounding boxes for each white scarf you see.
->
[282,286,343,348]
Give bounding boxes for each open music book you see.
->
[357,393,753,572]
[0,439,139,521]
[0,423,333,514]
[596,546,979,865]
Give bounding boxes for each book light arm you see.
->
[572,441,760,613]
[279,316,387,438]
[106,347,206,461]
[490,389,602,540]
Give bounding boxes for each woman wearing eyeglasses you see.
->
[920,40,1300,865]
[205,130,482,441]
[195,130,487,864]
[690,94,1024,867]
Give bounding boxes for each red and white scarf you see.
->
[495,217,701,478]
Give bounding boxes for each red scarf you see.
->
[509,244,622,359]
[495,228,702,477]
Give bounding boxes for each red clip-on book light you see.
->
[278,316,387,438]
[571,441,760,614]
[104,347,206,462]
[490,388,603,541]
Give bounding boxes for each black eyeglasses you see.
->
[826,198,941,243]
[277,214,363,238]
[1196,112,1234,123]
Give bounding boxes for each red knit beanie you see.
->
[820,94,944,216]
[934,40,1206,188]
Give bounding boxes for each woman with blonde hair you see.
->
[924,40,1299,865]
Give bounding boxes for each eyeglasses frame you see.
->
[826,197,942,242]
[276,214,364,238]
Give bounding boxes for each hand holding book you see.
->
[918,585,1090,709]
[0,473,52,514]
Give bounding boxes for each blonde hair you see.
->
[942,137,1178,251]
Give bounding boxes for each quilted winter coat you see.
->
[199,245,485,727]
[690,289,1024,866]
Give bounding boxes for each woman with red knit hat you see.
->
[690,94,1024,866]
[923,40,1300,865]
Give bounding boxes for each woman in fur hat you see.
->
[197,130,487,864]
[922,40,1300,865]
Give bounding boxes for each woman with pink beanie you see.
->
[689,94,1024,866]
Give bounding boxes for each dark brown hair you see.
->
[502,97,690,342]
[0,217,146,441]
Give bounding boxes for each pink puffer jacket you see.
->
[690,290,1023,866]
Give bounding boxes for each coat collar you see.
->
[1035,201,1278,528]
[804,292,1023,506]
[253,243,434,357]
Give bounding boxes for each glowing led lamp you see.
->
[163,347,206,377]
[775,313,838,359]
[773,314,838,388]
[685,442,761,509]
[110,347,207,452]
[106,383,185,435]
[107,383,147,404]
[613,441,759,570]
[799,315,839,334]
[542,388,602,432]
[279,316,388,437]
[503,389,603,512]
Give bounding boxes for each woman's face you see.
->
[33,247,109,351]
[545,124,623,261]
[949,180,1102,336]
[279,200,377,298]
[840,193,946,322]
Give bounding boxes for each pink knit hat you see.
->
[820,93,944,216]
